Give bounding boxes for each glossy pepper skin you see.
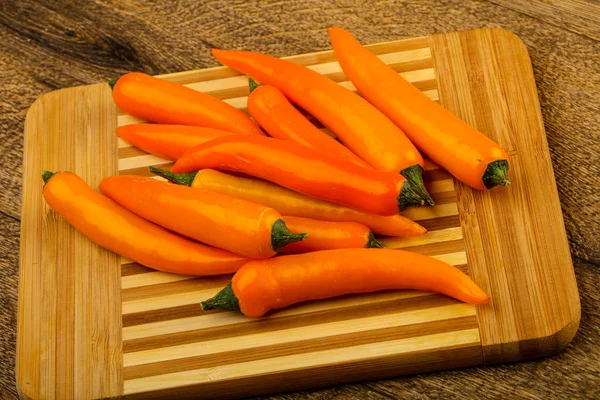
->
[172,135,426,215]
[99,176,306,259]
[279,216,386,253]
[328,27,510,190]
[150,168,427,237]
[201,248,490,317]
[117,124,237,160]
[211,48,432,205]
[42,171,247,276]
[111,72,264,136]
[247,83,368,168]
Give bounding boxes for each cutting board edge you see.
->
[430,27,580,365]
[16,83,123,400]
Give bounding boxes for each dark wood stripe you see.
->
[123,314,477,380]
[454,264,469,274]
[417,215,461,231]
[122,275,232,302]
[398,239,465,257]
[423,168,453,182]
[430,190,457,206]
[123,304,206,328]
[123,293,452,353]
[121,263,155,277]
[119,146,150,159]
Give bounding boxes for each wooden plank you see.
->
[430,28,580,363]
[488,0,600,40]
[16,84,123,399]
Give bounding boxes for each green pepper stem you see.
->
[42,170,57,185]
[149,166,197,186]
[482,159,511,189]
[400,164,435,211]
[248,78,260,93]
[108,78,118,90]
[271,219,307,251]
[398,164,434,210]
[366,232,386,248]
[200,282,241,312]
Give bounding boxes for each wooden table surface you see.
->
[1,1,598,399]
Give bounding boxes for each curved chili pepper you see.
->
[99,176,306,259]
[247,81,368,167]
[117,124,237,160]
[211,48,432,204]
[171,135,427,215]
[201,249,490,317]
[110,72,263,136]
[279,216,386,253]
[42,171,247,276]
[151,167,426,237]
[328,27,510,190]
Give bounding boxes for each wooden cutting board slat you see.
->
[17,28,579,400]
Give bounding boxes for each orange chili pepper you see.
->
[99,176,306,259]
[211,48,432,204]
[279,217,385,253]
[201,249,490,317]
[247,81,368,167]
[41,171,246,276]
[117,124,237,160]
[172,135,426,215]
[110,72,264,136]
[328,27,510,190]
[151,168,425,237]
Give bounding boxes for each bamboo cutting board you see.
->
[17,28,580,400]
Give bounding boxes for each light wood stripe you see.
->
[123,328,480,395]
[118,154,171,171]
[382,226,463,248]
[123,303,476,371]
[401,202,458,221]
[123,290,433,342]
[122,271,198,289]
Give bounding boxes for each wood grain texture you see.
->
[2,1,599,399]
[488,0,600,40]
[16,85,123,399]
[430,28,580,363]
